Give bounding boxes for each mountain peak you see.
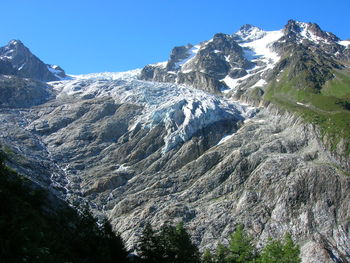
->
[5,39,28,54]
[283,19,340,43]
[239,24,257,31]
[0,39,66,81]
[284,19,307,34]
[233,24,265,43]
[8,39,24,46]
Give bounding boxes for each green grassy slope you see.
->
[265,61,350,154]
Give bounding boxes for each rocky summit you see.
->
[0,20,350,263]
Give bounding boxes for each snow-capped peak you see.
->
[296,22,324,43]
[233,24,266,43]
[220,26,283,93]
[283,20,339,44]
[8,39,23,46]
[0,40,23,60]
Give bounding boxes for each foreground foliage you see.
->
[137,222,201,263]
[137,223,301,263]
[0,152,128,263]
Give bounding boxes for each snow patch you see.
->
[47,65,65,80]
[297,102,307,107]
[217,133,235,145]
[251,79,267,88]
[339,40,350,48]
[176,45,200,69]
[296,21,331,44]
[234,26,266,42]
[240,30,283,67]
[18,63,26,71]
[219,29,283,93]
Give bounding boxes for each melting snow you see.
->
[297,102,307,107]
[217,133,235,145]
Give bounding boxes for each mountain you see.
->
[0,152,128,262]
[0,39,66,81]
[0,20,349,263]
[0,40,69,108]
[140,20,350,103]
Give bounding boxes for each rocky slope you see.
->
[0,20,350,263]
[0,75,54,108]
[0,40,66,81]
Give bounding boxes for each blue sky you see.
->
[1,0,349,74]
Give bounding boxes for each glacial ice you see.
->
[52,70,257,152]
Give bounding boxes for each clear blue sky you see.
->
[1,0,349,74]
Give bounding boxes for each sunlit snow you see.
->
[339,40,350,48]
[177,45,200,70]
[220,28,283,92]
[240,30,283,67]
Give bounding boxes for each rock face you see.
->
[140,20,350,105]
[283,20,339,43]
[1,20,350,263]
[0,40,66,81]
[0,40,66,108]
[0,75,54,108]
[140,33,251,93]
[0,59,16,75]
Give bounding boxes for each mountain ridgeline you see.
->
[0,20,349,263]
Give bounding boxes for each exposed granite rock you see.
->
[177,71,228,93]
[106,108,349,263]
[0,40,66,81]
[0,75,54,108]
[167,44,194,71]
[140,33,251,93]
[229,68,247,79]
[0,59,15,75]
[283,20,339,43]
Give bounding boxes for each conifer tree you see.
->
[137,222,200,263]
[226,224,256,263]
[202,248,215,263]
[215,243,229,263]
[259,233,301,263]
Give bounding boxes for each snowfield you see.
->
[222,27,283,92]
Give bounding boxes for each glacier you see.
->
[50,70,258,153]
